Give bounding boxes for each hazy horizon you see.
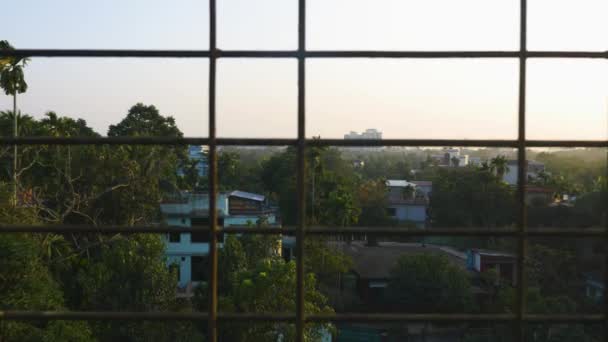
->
[1,0,607,140]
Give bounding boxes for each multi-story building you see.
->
[344,128,383,140]
[411,180,433,198]
[178,145,209,177]
[385,180,430,228]
[432,147,470,167]
[160,190,279,291]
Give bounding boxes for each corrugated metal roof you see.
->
[411,180,433,186]
[229,190,265,202]
[335,241,469,279]
[386,180,416,188]
[471,249,515,258]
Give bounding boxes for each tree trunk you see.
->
[12,93,17,206]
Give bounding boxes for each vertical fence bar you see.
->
[516,0,528,341]
[207,0,219,340]
[604,147,608,341]
[296,0,306,340]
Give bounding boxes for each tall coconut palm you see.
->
[0,40,29,205]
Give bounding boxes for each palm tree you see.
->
[490,155,509,179]
[43,112,73,179]
[0,40,29,205]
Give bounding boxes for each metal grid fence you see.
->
[1,0,608,341]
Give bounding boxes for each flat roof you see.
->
[229,190,265,202]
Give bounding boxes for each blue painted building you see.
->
[160,190,278,290]
[177,145,208,177]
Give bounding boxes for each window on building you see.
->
[191,218,224,243]
[191,256,207,282]
[168,232,181,243]
[191,231,210,243]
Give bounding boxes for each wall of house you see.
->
[160,193,229,217]
[503,165,519,185]
[503,164,544,186]
[416,185,432,197]
[164,212,278,286]
[225,214,277,226]
[390,204,426,225]
[387,186,406,200]
[167,255,191,287]
[163,193,280,286]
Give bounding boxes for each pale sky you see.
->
[0,0,606,140]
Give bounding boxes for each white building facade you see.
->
[161,191,278,289]
[385,180,430,228]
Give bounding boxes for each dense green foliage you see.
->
[430,168,516,228]
[193,235,334,341]
[0,82,605,341]
[386,254,474,313]
[0,105,200,341]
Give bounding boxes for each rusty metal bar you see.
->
[2,137,606,148]
[605,150,608,340]
[308,313,607,324]
[295,0,307,340]
[516,0,528,340]
[207,0,218,340]
[2,49,608,59]
[1,224,606,237]
[304,227,608,237]
[0,1,606,336]
[1,311,604,323]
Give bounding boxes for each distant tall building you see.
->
[430,147,471,167]
[344,128,383,140]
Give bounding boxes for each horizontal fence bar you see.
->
[1,224,605,237]
[310,139,519,148]
[0,224,290,234]
[2,49,607,59]
[220,50,298,58]
[0,137,291,146]
[307,313,516,323]
[1,137,606,148]
[306,51,521,58]
[0,137,211,145]
[306,227,608,237]
[1,49,211,58]
[309,314,606,323]
[2,311,604,323]
[525,140,608,148]
[218,138,296,146]
[0,311,210,321]
[527,51,608,59]
[310,139,608,148]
